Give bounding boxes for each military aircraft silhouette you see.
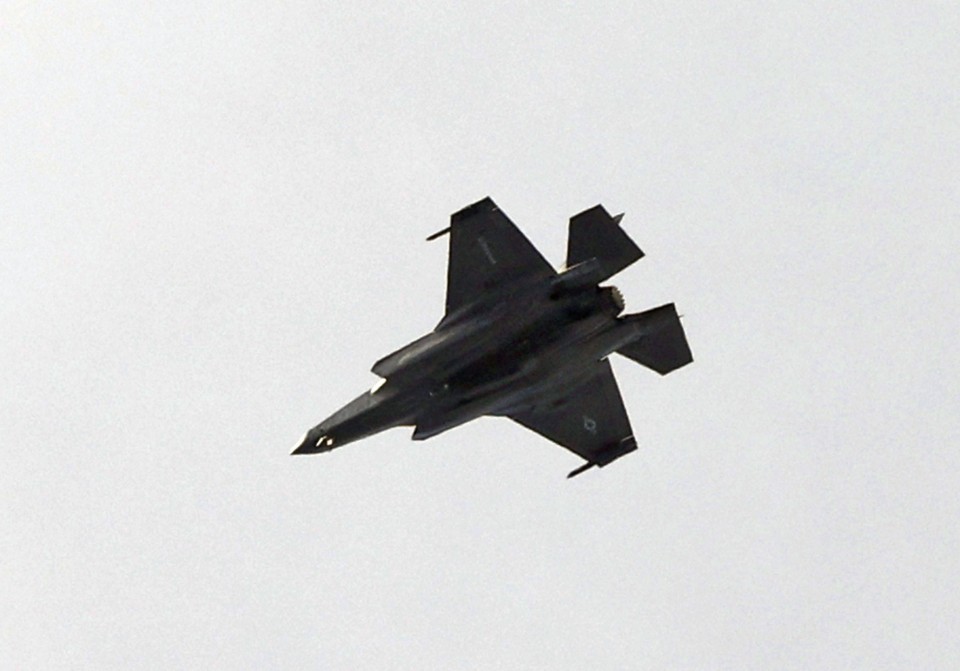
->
[292,197,692,478]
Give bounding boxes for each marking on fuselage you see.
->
[477,236,497,265]
[583,416,597,434]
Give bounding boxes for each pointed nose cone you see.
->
[291,430,313,455]
[291,428,336,455]
[291,435,312,455]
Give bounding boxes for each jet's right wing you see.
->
[439,197,555,318]
[508,358,638,478]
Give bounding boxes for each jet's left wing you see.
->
[507,358,638,478]
[438,197,555,317]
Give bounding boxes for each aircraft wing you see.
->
[442,197,555,316]
[508,358,638,478]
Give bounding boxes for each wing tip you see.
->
[567,462,596,479]
[426,226,451,241]
[451,196,496,222]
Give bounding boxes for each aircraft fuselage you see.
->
[292,280,632,454]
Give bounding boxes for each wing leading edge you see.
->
[508,358,638,478]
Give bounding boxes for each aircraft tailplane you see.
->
[566,205,644,280]
[617,303,693,375]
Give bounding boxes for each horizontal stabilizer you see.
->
[566,205,644,280]
[617,304,693,375]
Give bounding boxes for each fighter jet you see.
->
[292,197,692,478]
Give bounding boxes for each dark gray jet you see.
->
[292,197,692,478]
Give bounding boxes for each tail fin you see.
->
[566,205,644,280]
[618,304,693,375]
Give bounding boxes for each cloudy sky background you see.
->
[3,2,958,668]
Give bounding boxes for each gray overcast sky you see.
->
[2,2,959,669]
